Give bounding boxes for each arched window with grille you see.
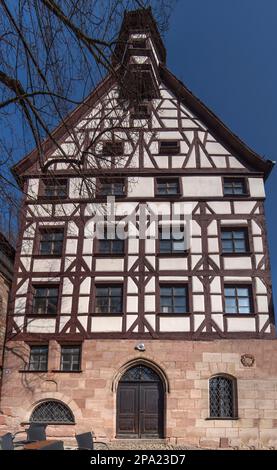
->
[209,375,237,419]
[30,400,75,424]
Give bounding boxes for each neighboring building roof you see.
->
[0,232,15,282]
[11,8,275,184]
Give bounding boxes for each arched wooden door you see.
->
[116,365,164,438]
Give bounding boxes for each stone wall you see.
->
[1,338,277,448]
[0,274,10,383]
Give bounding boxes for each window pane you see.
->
[239,306,251,314]
[237,288,249,297]
[224,287,236,296]
[160,287,172,296]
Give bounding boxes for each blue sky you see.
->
[164,0,277,314]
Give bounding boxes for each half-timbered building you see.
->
[1,8,277,448]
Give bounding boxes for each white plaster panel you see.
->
[205,142,228,154]
[128,238,139,254]
[224,276,251,281]
[59,316,70,332]
[220,219,248,225]
[159,276,188,281]
[145,315,155,330]
[91,317,122,332]
[23,224,36,238]
[191,238,202,253]
[227,317,256,332]
[20,257,31,271]
[192,277,204,293]
[207,220,218,236]
[67,221,79,237]
[257,296,269,313]
[223,257,252,270]
[255,278,267,294]
[251,220,262,235]
[153,156,168,168]
[211,295,223,312]
[159,317,190,332]
[127,296,138,312]
[171,156,186,168]
[13,316,25,331]
[27,178,39,199]
[208,202,231,214]
[127,278,138,294]
[83,239,93,254]
[62,278,74,295]
[234,201,256,214]
[208,238,219,253]
[259,314,269,331]
[145,295,155,312]
[145,239,156,254]
[145,277,156,293]
[21,240,34,255]
[191,220,201,236]
[248,178,265,198]
[128,177,154,197]
[33,259,61,272]
[27,318,56,333]
[182,177,222,197]
[16,280,29,295]
[194,315,205,330]
[66,239,78,254]
[159,258,187,270]
[126,315,137,330]
[210,277,222,294]
[211,314,224,330]
[61,296,72,314]
[95,258,124,271]
[14,297,27,314]
[253,237,263,252]
[228,156,245,168]
[193,295,205,311]
[95,276,124,281]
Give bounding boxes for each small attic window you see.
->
[102,141,124,156]
[131,39,147,49]
[159,141,180,155]
[42,179,68,198]
[131,104,151,119]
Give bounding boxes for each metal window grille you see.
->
[95,285,123,314]
[30,401,74,424]
[221,229,247,253]
[209,376,236,418]
[121,365,160,382]
[160,285,188,314]
[29,346,48,371]
[61,346,81,371]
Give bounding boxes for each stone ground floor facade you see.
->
[0,339,277,449]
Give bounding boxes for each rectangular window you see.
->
[42,179,67,198]
[60,346,81,371]
[160,285,188,314]
[224,286,253,314]
[159,141,180,155]
[95,285,123,314]
[98,228,124,254]
[131,104,150,119]
[98,178,125,196]
[32,286,59,315]
[102,141,124,156]
[159,227,186,253]
[39,229,64,256]
[221,228,248,253]
[29,346,48,371]
[156,178,179,196]
[223,178,247,196]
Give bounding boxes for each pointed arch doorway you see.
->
[116,364,165,439]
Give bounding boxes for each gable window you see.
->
[131,39,147,49]
[131,104,150,119]
[42,179,67,198]
[160,285,188,314]
[98,228,124,254]
[39,229,64,256]
[209,375,237,419]
[95,285,123,314]
[60,346,81,372]
[98,178,125,197]
[32,286,59,315]
[29,345,48,371]
[159,141,180,155]
[221,228,248,254]
[156,178,179,196]
[159,227,186,253]
[223,178,247,196]
[224,286,253,314]
[30,400,75,424]
[102,141,124,156]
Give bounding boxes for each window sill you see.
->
[51,370,82,373]
[223,313,256,318]
[223,195,249,199]
[89,313,124,317]
[205,417,239,421]
[154,194,181,199]
[220,252,252,257]
[26,314,57,318]
[157,312,190,317]
[94,253,125,257]
[158,252,189,257]
[33,254,62,259]
[18,370,48,373]
[37,196,67,202]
